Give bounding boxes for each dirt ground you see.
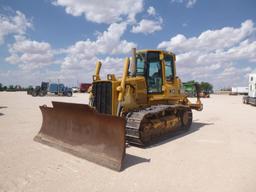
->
[0,92,256,192]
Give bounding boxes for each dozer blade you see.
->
[34,101,126,171]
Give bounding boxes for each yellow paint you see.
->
[89,50,203,116]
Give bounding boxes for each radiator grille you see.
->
[92,82,112,114]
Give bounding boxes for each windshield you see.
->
[147,52,162,93]
[164,54,174,81]
[136,53,145,75]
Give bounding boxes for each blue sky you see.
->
[0,0,256,88]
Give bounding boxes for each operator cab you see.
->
[135,50,175,94]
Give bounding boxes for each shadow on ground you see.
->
[148,121,214,148]
[123,121,212,170]
[123,153,150,170]
[0,106,7,116]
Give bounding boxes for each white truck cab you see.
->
[243,73,256,105]
[248,73,256,98]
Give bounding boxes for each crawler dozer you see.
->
[34,49,203,171]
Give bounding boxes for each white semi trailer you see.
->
[243,73,256,105]
[231,87,248,95]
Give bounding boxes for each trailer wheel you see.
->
[32,91,37,97]
[39,91,46,97]
[67,92,72,97]
[243,97,249,104]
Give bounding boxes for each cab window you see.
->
[147,52,162,93]
[136,53,145,76]
[165,54,174,81]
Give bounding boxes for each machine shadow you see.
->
[0,106,7,116]
[123,153,151,170]
[147,121,214,148]
[122,122,211,170]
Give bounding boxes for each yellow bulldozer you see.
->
[34,49,203,171]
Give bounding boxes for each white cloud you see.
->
[158,20,255,54]
[147,6,156,16]
[158,20,256,88]
[100,57,124,78]
[182,23,188,27]
[5,36,55,70]
[52,0,144,24]
[171,0,197,8]
[57,56,125,85]
[93,22,136,54]
[0,11,32,45]
[60,22,136,83]
[131,18,163,34]
[62,22,136,69]
[131,5,163,34]
[186,0,197,8]
[3,21,136,85]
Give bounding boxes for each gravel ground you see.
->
[0,92,256,192]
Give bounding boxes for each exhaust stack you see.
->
[130,48,136,77]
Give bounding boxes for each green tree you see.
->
[8,85,14,91]
[200,82,213,92]
[0,83,2,91]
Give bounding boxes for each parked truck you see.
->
[48,83,72,96]
[243,73,256,105]
[182,81,196,97]
[79,83,91,92]
[28,82,72,97]
[182,81,211,98]
[27,82,49,97]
